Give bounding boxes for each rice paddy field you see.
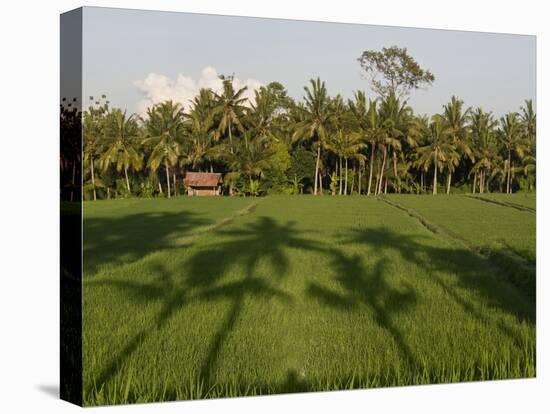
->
[82,194,536,406]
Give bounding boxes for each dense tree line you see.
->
[61,47,536,199]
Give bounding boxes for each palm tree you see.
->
[469,108,498,193]
[214,79,248,152]
[183,89,217,172]
[520,99,536,143]
[415,115,456,194]
[225,134,275,195]
[442,96,473,194]
[341,131,366,194]
[247,85,283,141]
[99,109,142,193]
[83,97,109,200]
[410,115,430,193]
[325,128,346,195]
[378,91,408,194]
[365,100,386,195]
[348,91,385,196]
[520,99,536,190]
[499,112,524,194]
[143,100,185,198]
[292,78,334,195]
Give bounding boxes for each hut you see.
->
[183,172,223,196]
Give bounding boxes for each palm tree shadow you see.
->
[308,252,418,369]
[85,215,325,398]
[83,210,210,274]
[85,262,193,396]
[185,216,325,386]
[331,226,535,354]
[339,226,534,322]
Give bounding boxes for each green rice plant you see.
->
[82,195,535,406]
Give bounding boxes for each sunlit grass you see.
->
[82,195,535,406]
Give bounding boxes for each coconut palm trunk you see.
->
[446,171,452,195]
[90,156,97,201]
[479,170,484,194]
[164,161,171,198]
[313,143,321,195]
[433,152,438,195]
[392,150,399,193]
[506,150,512,194]
[358,162,362,195]
[344,158,349,195]
[228,124,233,154]
[367,144,375,196]
[173,172,177,196]
[124,164,131,192]
[339,157,343,195]
[472,172,477,194]
[377,146,387,195]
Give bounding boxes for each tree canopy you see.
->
[61,48,535,201]
[357,46,435,98]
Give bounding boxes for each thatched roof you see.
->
[183,172,222,187]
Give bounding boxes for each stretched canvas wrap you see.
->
[60,6,536,407]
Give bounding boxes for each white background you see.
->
[0,0,547,412]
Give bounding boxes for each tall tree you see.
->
[520,99,536,191]
[183,89,217,171]
[99,109,142,193]
[469,108,498,194]
[143,100,185,198]
[83,96,109,200]
[292,78,334,195]
[348,91,384,196]
[499,112,525,194]
[213,78,248,152]
[415,115,456,195]
[378,91,410,194]
[442,96,473,194]
[357,46,435,98]
[520,99,536,143]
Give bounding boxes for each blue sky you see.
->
[82,6,536,117]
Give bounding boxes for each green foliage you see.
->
[329,171,339,195]
[77,65,535,200]
[138,176,156,198]
[115,179,132,198]
[357,46,435,97]
[248,179,261,197]
[268,141,291,174]
[287,146,316,191]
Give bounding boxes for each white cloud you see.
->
[133,66,263,115]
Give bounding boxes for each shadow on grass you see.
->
[308,253,417,368]
[84,218,535,403]
[83,211,210,274]
[307,226,534,377]
[187,216,325,385]
[343,227,534,322]
[85,216,324,400]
